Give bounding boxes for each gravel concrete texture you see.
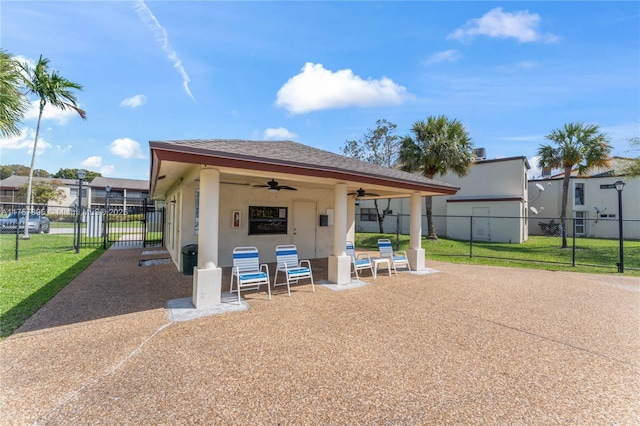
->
[1,247,638,425]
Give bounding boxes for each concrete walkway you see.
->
[1,247,638,424]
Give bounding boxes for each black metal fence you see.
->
[0,200,164,261]
[357,213,640,273]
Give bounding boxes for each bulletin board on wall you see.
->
[248,206,288,235]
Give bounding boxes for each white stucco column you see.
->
[193,167,222,308]
[347,195,356,243]
[407,192,425,271]
[329,183,351,284]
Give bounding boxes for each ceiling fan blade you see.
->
[279,186,297,191]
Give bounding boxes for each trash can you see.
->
[181,244,198,275]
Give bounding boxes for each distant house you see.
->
[356,155,531,243]
[0,175,152,213]
[0,175,80,211]
[528,158,640,239]
[88,177,154,214]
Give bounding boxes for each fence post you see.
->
[14,217,19,260]
[572,218,576,267]
[395,213,400,250]
[143,198,148,248]
[469,216,473,258]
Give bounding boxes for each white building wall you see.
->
[166,178,337,269]
[356,157,530,243]
[529,176,640,239]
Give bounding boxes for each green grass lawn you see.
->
[0,234,104,338]
[355,233,640,276]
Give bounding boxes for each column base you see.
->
[192,266,222,309]
[406,248,425,271]
[328,255,352,285]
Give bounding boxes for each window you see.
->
[574,183,584,206]
[599,213,616,218]
[600,184,616,189]
[70,188,87,197]
[248,206,288,235]
[360,208,377,222]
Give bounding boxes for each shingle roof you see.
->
[150,139,459,194]
[90,177,149,190]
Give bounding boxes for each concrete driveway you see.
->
[1,247,638,424]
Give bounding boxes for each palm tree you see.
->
[21,55,86,238]
[537,122,612,248]
[0,49,28,138]
[399,115,475,239]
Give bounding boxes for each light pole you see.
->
[75,170,86,254]
[614,180,625,273]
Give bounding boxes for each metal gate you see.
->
[104,198,164,248]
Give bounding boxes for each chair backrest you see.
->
[232,247,260,273]
[378,239,393,258]
[275,244,299,268]
[346,241,355,259]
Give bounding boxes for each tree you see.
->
[0,49,28,138]
[53,168,100,181]
[399,115,475,239]
[537,122,612,248]
[1,164,30,179]
[18,180,66,204]
[342,119,400,232]
[21,55,86,238]
[620,135,640,177]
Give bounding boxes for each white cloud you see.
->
[275,62,412,114]
[120,94,148,108]
[424,49,462,65]
[100,165,115,176]
[109,137,145,159]
[81,156,102,168]
[23,100,81,125]
[55,144,73,154]
[13,55,35,70]
[448,8,559,43]
[0,128,51,155]
[133,0,195,102]
[263,127,298,140]
[517,61,538,69]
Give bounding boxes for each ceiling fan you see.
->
[252,179,297,192]
[348,188,380,197]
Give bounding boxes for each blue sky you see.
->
[2,1,638,180]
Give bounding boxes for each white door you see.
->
[293,201,317,259]
[472,207,490,241]
[574,211,586,236]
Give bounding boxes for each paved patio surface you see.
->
[1,247,638,424]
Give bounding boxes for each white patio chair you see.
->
[346,241,374,280]
[378,238,411,274]
[230,246,271,304]
[274,244,315,295]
